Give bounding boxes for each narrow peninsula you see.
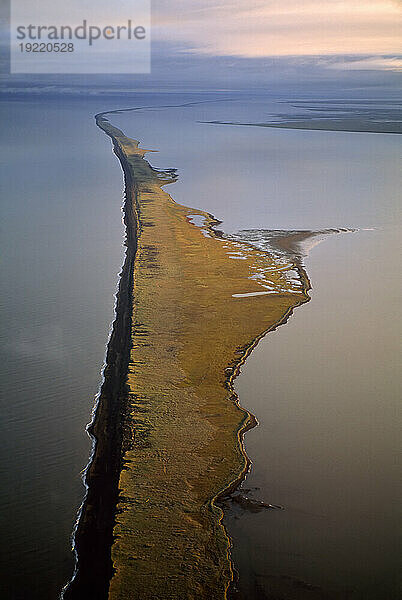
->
[64,113,310,600]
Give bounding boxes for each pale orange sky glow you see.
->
[154,0,402,60]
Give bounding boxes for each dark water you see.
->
[0,99,125,599]
[228,227,401,599]
[0,95,400,599]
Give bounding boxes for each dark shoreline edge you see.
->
[198,120,402,135]
[62,114,137,599]
[216,265,311,600]
[62,111,312,599]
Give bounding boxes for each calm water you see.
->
[115,100,401,598]
[229,226,401,599]
[0,98,125,599]
[1,95,401,598]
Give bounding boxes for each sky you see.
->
[0,0,401,94]
[154,0,402,61]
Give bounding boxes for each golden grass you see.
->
[99,119,309,599]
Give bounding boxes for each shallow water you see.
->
[0,95,400,599]
[227,227,401,599]
[111,99,400,232]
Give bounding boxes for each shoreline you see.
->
[63,111,311,599]
[199,120,402,135]
[62,115,138,599]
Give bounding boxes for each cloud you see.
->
[153,0,402,59]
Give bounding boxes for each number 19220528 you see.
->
[19,42,74,52]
